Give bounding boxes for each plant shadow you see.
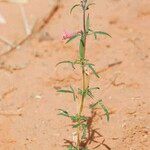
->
[63,110,111,150]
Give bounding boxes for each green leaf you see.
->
[68,145,78,150]
[78,88,83,95]
[79,35,85,59]
[56,60,75,69]
[94,31,112,38]
[71,115,87,122]
[86,3,95,9]
[73,123,81,128]
[88,29,94,32]
[87,64,100,78]
[66,34,80,44]
[89,101,99,109]
[70,115,78,121]
[80,116,88,121]
[87,90,94,99]
[70,4,80,14]
[89,87,100,90]
[57,89,73,93]
[68,145,73,150]
[78,88,87,97]
[58,109,70,117]
[57,86,77,102]
[98,101,110,122]
[58,113,69,117]
[86,14,90,32]
[88,29,96,38]
[90,100,110,122]
[70,86,76,101]
[87,87,100,99]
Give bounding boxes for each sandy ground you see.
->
[0,0,150,149]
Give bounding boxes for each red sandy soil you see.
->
[0,0,150,149]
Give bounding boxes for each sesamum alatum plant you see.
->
[57,0,111,150]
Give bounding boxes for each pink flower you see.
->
[62,30,81,40]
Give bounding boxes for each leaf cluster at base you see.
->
[58,109,89,141]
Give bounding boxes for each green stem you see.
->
[79,0,87,117]
[77,1,87,149]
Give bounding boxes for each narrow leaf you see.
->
[58,109,70,117]
[79,35,85,59]
[58,113,69,117]
[80,116,88,121]
[89,101,99,109]
[88,64,100,78]
[70,86,76,101]
[70,4,80,14]
[86,14,90,32]
[87,90,94,99]
[86,3,95,10]
[73,123,80,128]
[89,100,110,122]
[66,34,80,44]
[56,60,75,69]
[94,31,111,38]
[57,89,73,93]
[98,101,110,122]
[89,87,100,90]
